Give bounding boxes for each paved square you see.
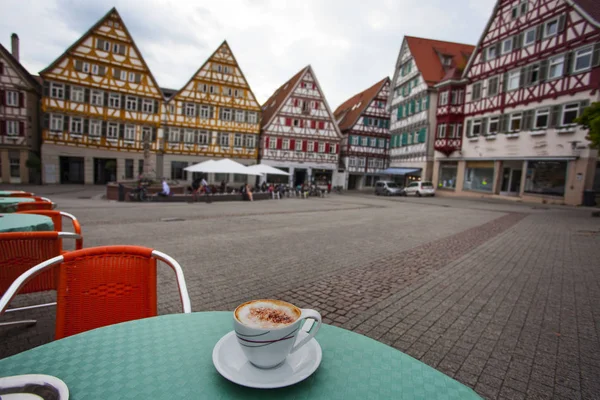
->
[1,188,599,400]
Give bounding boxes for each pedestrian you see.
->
[220,180,226,194]
[201,177,212,203]
[246,184,254,202]
[327,181,332,194]
[158,178,170,197]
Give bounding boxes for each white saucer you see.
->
[212,330,322,389]
[0,374,69,399]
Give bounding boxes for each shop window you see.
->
[171,161,188,180]
[463,163,494,192]
[125,159,134,179]
[524,161,567,196]
[438,163,457,189]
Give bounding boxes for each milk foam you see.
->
[237,301,298,329]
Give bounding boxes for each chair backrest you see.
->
[0,232,62,295]
[4,192,35,197]
[17,202,54,212]
[55,246,158,339]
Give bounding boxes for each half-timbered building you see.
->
[0,34,41,184]
[260,65,343,187]
[433,0,600,205]
[388,37,475,186]
[39,8,163,184]
[162,41,261,184]
[334,77,391,190]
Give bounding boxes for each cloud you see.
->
[0,0,495,108]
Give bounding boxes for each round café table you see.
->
[0,312,480,399]
[0,190,27,196]
[0,214,54,232]
[0,197,35,213]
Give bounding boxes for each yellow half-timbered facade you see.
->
[162,41,261,183]
[40,8,163,184]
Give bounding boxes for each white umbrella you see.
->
[185,158,262,175]
[184,159,216,172]
[246,164,291,176]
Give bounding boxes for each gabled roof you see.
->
[404,36,474,87]
[260,65,308,129]
[160,87,178,99]
[333,77,389,132]
[39,7,163,98]
[0,43,41,92]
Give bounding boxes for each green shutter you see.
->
[397,106,402,119]
[419,128,426,143]
[408,62,412,73]
[425,95,430,110]
[401,133,408,146]
[363,117,369,126]
[348,135,353,145]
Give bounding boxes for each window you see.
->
[349,157,356,167]
[6,91,18,106]
[451,91,458,105]
[438,124,446,138]
[92,64,99,75]
[6,121,19,136]
[544,18,559,38]
[502,38,513,54]
[487,77,499,96]
[89,120,101,137]
[200,105,211,119]
[223,87,232,97]
[464,162,494,192]
[123,124,135,141]
[282,139,290,149]
[234,89,243,98]
[185,103,196,117]
[561,103,580,126]
[183,129,195,144]
[511,6,519,19]
[351,136,359,145]
[125,159,134,179]
[378,139,385,148]
[223,66,230,74]
[295,140,303,151]
[171,162,188,181]
[245,135,255,148]
[50,114,63,131]
[472,119,482,136]
[487,46,497,60]
[293,119,300,127]
[456,123,462,138]
[142,99,154,113]
[219,133,230,147]
[98,39,110,52]
[247,112,257,124]
[534,108,550,129]
[198,83,208,93]
[70,117,83,134]
[91,90,103,106]
[548,55,565,79]
[370,137,377,147]
[361,137,369,146]
[50,83,64,99]
[524,27,536,46]
[442,56,452,66]
[235,110,245,122]
[125,96,137,111]
[138,159,144,175]
[107,122,119,139]
[358,158,366,167]
[142,126,151,143]
[440,92,448,105]
[108,93,121,108]
[472,83,482,100]
[507,70,520,91]
[525,161,567,196]
[510,112,523,131]
[70,87,84,103]
[488,117,499,134]
[439,162,458,189]
[269,138,277,149]
[220,108,232,121]
[527,64,540,86]
[198,131,209,145]
[169,128,180,142]
[318,142,325,153]
[520,1,528,15]
[9,152,20,178]
[209,85,216,94]
[573,46,593,73]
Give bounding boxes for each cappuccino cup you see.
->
[234,299,322,369]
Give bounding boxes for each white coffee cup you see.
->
[233,299,322,369]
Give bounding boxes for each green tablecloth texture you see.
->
[0,312,480,399]
[0,214,54,232]
[0,197,35,213]
[0,191,27,196]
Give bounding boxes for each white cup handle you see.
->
[290,309,322,354]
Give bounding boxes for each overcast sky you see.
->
[1,0,495,108]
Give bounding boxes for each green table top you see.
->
[0,191,27,196]
[0,312,480,399]
[0,197,35,213]
[0,214,54,232]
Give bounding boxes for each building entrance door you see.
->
[59,156,84,184]
[294,169,307,186]
[94,158,117,184]
[500,167,522,196]
[348,174,361,190]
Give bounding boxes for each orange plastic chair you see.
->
[17,210,83,250]
[16,201,55,212]
[0,231,81,328]
[0,246,191,339]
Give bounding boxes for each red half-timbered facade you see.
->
[334,77,390,189]
[260,65,343,187]
[434,69,469,158]
[433,0,600,205]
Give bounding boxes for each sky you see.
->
[1,0,496,108]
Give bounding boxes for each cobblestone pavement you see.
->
[1,191,599,400]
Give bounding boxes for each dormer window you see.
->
[442,56,452,66]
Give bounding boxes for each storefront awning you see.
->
[378,168,422,176]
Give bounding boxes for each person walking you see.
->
[201,177,211,203]
[245,184,253,202]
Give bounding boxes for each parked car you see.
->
[375,181,405,196]
[404,181,435,197]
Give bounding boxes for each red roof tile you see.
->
[260,66,309,128]
[572,0,600,24]
[405,36,475,87]
[334,77,389,132]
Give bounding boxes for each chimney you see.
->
[11,33,19,62]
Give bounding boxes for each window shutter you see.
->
[0,120,4,135]
[418,128,426,143]
[134,74,141,84]
[264,136,270,149]
[565,52,573,75]
[119,45,126,55]
[19,121,25,136]
[592,43,600,67]
[558,14,566,33]
[401,133,407,146]
[99,66,106,76]
[302,140,307,151]
[481,117,488,135]
[539,60,549,82]
[43,82,50,97]
[319,121,325,129]
[83,88,89,104]
[519,67,526,88]
[524,110,535,130]
[549,105,561,128]
[325,143,330,153]
[101,121,107,137]
[113,68,121,80]
[43,113,49,129]
[0,62,3,75]
[466,120,472,136]
[119,123,124,139]
[397,106,402,119]
[64,85,70,101]
[502,72,509,92]
[314,142,318,152]
[152,127,157,142]
[83,119,89,134]
[514,33,524,50]
[0,90,4,106]
[137,97,143,112]
[19,92,25,108]
[300,120,304,128]
[285,118,292,126]
[363,116,369,125]
[310,120,316,129]
[104,92,109,106]
[580,100,590,110]
[495,42,501,56]
[96,39,103,49]
[276,138,282,149]
[536,24,543,41]
[481,48,487,63]
[290,139,295,150]
[425,95,429,110]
